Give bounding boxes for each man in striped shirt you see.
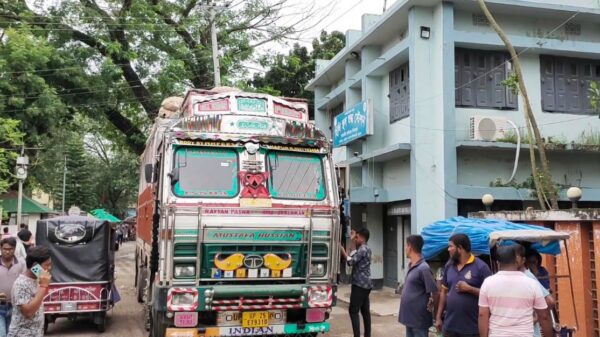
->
[478,245,553,337]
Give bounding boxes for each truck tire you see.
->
[136,267,147,303]
[150,310,167,337]
[134,251,139,287]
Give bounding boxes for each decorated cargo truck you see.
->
[135,88,340,337]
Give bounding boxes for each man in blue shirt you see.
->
[435,234,491,337]
[340,227,372,337]
[398,235,438,337]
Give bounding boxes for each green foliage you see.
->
[489,172,562,202]
[0,29,71,144]
[63,136,96,211]
[501,72,519,95]
[0,118,24,194]
[0,0,328,213]
[496,130,521,144]
[83,129,139,217]
[590,81,600,114]
[250,30,345,117]
[1,0,318,154]
[577,129,600,146]
[29,116,139,216]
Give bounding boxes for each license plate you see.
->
[242,311,269,328]
[217,310,286,326]
[61,301,76,311]
[174,312,198,328]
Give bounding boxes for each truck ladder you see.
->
[168,205,203,285]
[195,205,203,286]
[306,208,314,281]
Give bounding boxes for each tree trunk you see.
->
[476,0,559,210]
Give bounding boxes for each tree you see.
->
[0,0,328,154]
[591,81,600,115]
[250,30,345,117]
[85,132,139,217]
[0,118,23,194]
[477,0,559,210]
[0,29,73,143]
[61,136,96,211]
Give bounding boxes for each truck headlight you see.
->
[308,286,332,307]
[167,288,198,312]
[172,292,196,306]
[174,265,196,278]
[310,290,329,302]
[311,263,326,277]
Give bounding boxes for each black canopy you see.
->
[36,215,114,283]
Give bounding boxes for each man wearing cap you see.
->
[0,238,27,337]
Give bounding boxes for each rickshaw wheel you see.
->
[96,312,107,333]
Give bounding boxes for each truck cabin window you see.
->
[267,151,326,200]
[172,147,239,198]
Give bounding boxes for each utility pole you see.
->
[15,146,28,227]
[200,0,228,87]
[62,155,67,214]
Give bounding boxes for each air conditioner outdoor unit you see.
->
[470,116,510,141]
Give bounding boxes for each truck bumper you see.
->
[165,322,330,337]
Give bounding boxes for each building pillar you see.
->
[408,3,457,233]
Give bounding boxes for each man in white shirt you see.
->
[478,245,553,337]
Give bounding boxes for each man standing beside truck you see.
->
[340,228,372,337]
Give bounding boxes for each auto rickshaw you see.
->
[36,215,116,333]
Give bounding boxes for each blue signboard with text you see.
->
[333,100,373,147]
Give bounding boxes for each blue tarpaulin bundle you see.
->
[422,216,562,260]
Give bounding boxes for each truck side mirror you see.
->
[144,164,154,184]
[168,167,180,186]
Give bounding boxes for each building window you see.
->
[455,48,518,109]
[389,62,410,123]
[540,55,599,114]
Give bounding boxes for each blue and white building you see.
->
[307,0,600,288]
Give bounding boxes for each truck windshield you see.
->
[267,151,326,200]
[173,147,239,197]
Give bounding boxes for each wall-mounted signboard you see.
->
[332,100,373,147]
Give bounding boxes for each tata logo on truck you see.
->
[243,255,264,269]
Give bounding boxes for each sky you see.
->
[246,0,399,75]
[275,0,400,49]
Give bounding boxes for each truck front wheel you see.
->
[150,310,167,337]
[136,267,147,303]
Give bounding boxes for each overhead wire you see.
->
[1,0,597,130]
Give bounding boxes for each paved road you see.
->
[44,241,398,336]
